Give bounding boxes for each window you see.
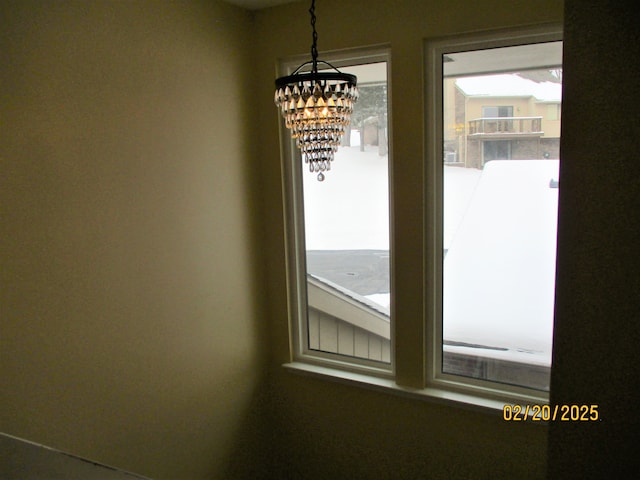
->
[280,26,562,407]
[280,47,393,374]
[427,25,562,400]
[482,106,514,118]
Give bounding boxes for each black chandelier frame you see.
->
[274,0,357,91]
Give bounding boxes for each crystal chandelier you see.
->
[274,0,358,181]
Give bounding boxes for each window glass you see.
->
[441,41,562,390]
[302,61,391,364]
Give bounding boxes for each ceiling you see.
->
[444,42,563,77]
[223,0,301,10]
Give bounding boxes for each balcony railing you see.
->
[468,116,543,136]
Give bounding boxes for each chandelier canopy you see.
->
[274,0,358,181]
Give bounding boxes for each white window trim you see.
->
[278,45,395,378]
[424,24,562,406]
[280,25,563,412]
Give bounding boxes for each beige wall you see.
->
[254,0,561,478]
[466,96,534,120]
[6,1,635,479]
[536,103,562,138]
[1,1,268,479]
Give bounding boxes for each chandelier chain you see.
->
[309,0,318,74]
[274,0,358,181]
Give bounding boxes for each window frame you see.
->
[278,45,395,378]
[279,25,562,410]
[425,24,563,405]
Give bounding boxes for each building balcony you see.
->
[468,116,543,138]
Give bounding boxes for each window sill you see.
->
[283,361,546,419]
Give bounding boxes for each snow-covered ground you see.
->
[444,166,482,250]
[303,142,390,251]
[302,142,558,366]
[303,136,483,253]
[443,159,558,366]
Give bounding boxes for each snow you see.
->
[365,293,391,309]
[444,166,482,250]
[456,74,562,102]
[303,142,390,250]
[302,144,558,366]
[443,160,559,366]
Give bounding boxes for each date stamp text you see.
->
[503,404,600,422]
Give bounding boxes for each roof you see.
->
[443,160,559,367]
[456,73,562,102]
[308,274,390,319]
[307,275,390,340]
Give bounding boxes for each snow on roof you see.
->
[456,74,561,102]
[443,160,559,366]
[308,274,390,319]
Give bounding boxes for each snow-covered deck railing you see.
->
[468,116,543,136]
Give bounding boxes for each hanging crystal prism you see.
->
[275,76,358,180]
